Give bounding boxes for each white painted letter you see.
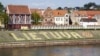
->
[40,31,50,39]
[10,33,25,41]
[23,33,31,40]
[70,32,83,38]
[28,32,42,40]
[63,32,71,38]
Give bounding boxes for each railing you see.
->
[31,25,100,30]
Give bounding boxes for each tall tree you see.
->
[57,7,63,10]
[0,2,5,28]
[31,12,41,25]
[64,7,68,10]
[95,5,100,10]
[69,16,72,25]
[2,13,8,28]
[0,2,4,13]
[84,2,96,10]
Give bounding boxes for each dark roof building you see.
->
[80,18,97,22]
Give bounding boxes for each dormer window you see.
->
[66,15,68,17]
[58,12,59,15]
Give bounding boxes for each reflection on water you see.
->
[0,45,100,56]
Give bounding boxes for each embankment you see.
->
[0,30,100,48]
[0,39,100,48]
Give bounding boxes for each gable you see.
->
[7,5,30,14]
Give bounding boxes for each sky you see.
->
[0,0,100,9]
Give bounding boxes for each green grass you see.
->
[0,30,100,43]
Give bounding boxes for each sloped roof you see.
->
[74,10,100,17]
[30,9,43,16]
[52,10,68,17]
[7,5,30,14]
[74,11,87,16]
[86,11,100,16]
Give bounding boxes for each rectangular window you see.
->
[15,16,19,24]
[66,15,68,17]
[20,15,25,24]
[61,18,63,21]
[56,18,61,21]
[26,16,30,24]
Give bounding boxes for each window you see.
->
[66,15,68,17]
[45,19,47,21]
[20,15,25,24]
[61,18,63,21]
[50,19,52,21]
[9,15,13,24]
[56,18,59,21]
[15,16,19,24]
[66,19,68,21]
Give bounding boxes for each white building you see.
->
[80,18,98,26]
[52,10,69,25]
[72,10,100,25]
[54,14,69,25]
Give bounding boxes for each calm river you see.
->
[0,45,100,56]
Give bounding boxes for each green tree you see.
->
[0,2,5,27]
[2,13,8,28]
[0,2,9,29]
[95,5,100,10]
[57,7,63,10]
[0,2,4,13]
[31,12,41,25]
[84,2,96,10]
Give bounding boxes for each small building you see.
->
[72,10,100,25]
[6,5,31,29]
[53,10,69,25]
[42,7,54,25]
[80,18,98,25]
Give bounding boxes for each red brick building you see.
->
[6,5,31,29]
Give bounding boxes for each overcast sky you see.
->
[0,0,100,9]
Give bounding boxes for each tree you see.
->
[0,2,5,28]
[64,7,68,10]
[57,7,63,10]
[2,13,8,28]
[84,2,96,10]
[69,16,72,25]
[95,5,100,10]
[75,7,81,10]
[31,12,41,25]
[0,2,4,13]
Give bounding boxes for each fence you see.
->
[31,25,100,30]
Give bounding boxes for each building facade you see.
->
[53,10,69,25]
[72,10,100,25]
[42,7,54,25]
[6,5,31,29]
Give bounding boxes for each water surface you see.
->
[0,45,100,56]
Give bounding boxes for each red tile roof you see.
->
[7,5,30,14]
[86,11,100,16]
[74,11,87,16]
[52,10,68,17]
[30,9,43,16]
[74,10,100,17]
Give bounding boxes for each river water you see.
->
[0,45,100,56]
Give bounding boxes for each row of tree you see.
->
[57,2,100,10]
